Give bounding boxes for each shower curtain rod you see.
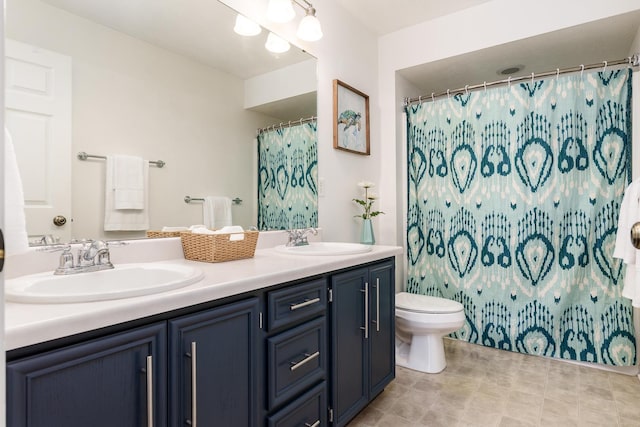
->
[404,54,640,106]
[257,116,317,134]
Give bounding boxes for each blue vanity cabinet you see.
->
[329,259,395,426]
[265,278,328,426]
[6,322,168,427]
[168,297,260,427]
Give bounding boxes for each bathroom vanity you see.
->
[5,241,401,427]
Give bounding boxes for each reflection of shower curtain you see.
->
[257,122,318,230]
[406,69,636,365]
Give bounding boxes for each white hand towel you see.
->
[104,155,149,231]
[4,128,29,254]
[203,196,232,229]
[613,178,640,307]
[110,155,146,210]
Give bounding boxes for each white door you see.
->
[5,39,72,243]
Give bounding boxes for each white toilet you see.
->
[395,292,465,373]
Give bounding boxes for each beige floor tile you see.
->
[346,339,640,427]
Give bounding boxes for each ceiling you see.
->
[333,0,492,35]
[42,0,313,80]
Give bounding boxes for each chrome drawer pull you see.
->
[360,283,369,339]
[191,341,197,427]
[289,297,320,311]
[290,351,320,371]
[146,355,154,427]
[305,421,321,427]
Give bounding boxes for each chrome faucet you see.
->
[286,228,318,247]
[53,240,114,275]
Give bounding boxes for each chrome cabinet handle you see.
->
[290,351,320,371]
[191,342,197,427]
[305,421,321,427]
[290,297,320,311]
[360,283,369,339]
[146,355,154,427]
[375,278,380,332]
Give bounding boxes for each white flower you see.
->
[357,181,375,189]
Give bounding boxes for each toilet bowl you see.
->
[395,292,465,373]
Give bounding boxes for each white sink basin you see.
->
[5,263,204,304]
[274,242,373,256]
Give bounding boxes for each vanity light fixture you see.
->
[266,0,323,42]
[233,14,262,36]
[265,32,291,53]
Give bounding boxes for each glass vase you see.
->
[361,218,375,245]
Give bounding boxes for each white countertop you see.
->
[6,242,402,351]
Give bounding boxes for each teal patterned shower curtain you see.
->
[257,122,318,230]
[406,68,635,365]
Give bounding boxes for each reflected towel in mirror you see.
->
[104,155,149,231]
[4,128,29,254]
[203,196,232,229]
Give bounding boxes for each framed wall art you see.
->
[333,79,370,155]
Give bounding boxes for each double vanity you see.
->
[5,236,402,427]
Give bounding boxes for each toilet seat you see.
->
[396,292,463,314]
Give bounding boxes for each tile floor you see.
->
[347,339,640,427]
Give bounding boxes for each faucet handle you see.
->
[57,246,75,271]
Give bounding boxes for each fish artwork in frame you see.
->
[333,79,370,155]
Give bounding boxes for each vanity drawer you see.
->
[267,317,326,409]
[267,279,327,331]
[267,382,327,427]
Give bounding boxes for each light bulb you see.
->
[265,32,290,53]
[296,8,323,41]
[266,0,295,23]
[233,14,262,36]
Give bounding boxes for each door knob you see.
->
[632,222,640,250]
[53,215,67,227]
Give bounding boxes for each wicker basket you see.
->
[180,230,259,263]
[146,230,183,238]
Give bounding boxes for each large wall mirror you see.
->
[6,0,317,244]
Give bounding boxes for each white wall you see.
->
[244,58,316,109]
[7,0,283,240]
[222,0,381,245]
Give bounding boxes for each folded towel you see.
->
[110,155,146,210]
[4,128,29,254]
[203,196,232,229]
[190,226,216,235]
[213,225,245,241]
[161,226,189,232]
[104,155,149,231]
[613,178,640,307]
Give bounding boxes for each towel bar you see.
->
[184,196,242,205]
[77,151,165,168]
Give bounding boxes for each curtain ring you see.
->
[288,120,291,127]
[447,89,450,99]
[602,60,607,73]
[531,72,535,85]
[465,84,469,94]
[508,76,511,88]
[483,81,487,92]
[431,92,435,102]
[556,68,560,80]
[419,95,422,103]
[580,64,584,77]
[300,118,303,125]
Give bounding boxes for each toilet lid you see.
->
[396,292,464,314]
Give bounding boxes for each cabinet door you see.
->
[369,260,395,397]
[330,267,368,426]
[7,323,167,427]
[169,297,259,427]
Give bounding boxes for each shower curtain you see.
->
[405,68,636,365]
[257,121,318,230]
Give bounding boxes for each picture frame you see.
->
[333,79,370,155]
